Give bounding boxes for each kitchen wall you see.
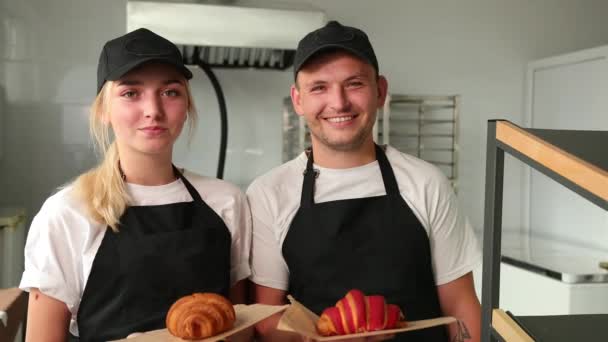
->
[1,0,608,243]
[297,0,608,241]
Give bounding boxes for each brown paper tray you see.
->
[112,303,288,342]
[277,295,457,341]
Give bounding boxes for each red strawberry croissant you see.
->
[316,289,407,336]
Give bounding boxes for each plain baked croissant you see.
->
[165,292,236,340]
[316,289,407,336]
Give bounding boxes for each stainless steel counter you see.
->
[501,231,608,283]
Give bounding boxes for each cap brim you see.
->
[105,56,193,81]
[294,44,374,77]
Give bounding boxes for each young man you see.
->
[248,21,481,342]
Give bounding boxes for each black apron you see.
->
[73,167,231,342]
[282,145,448,341]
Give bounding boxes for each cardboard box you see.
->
[277,295,459,341]
[112,303,288,342]
[0,288,27,342]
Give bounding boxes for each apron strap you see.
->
[300,150,317,208]
[300,145,401,207]
[174,165,204,204]
[375,144,401,196]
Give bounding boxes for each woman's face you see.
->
[108,62,189,159]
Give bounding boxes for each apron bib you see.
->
[282,145,448,341]
[74,167,231,341]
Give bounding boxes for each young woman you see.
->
[19,28,251,342]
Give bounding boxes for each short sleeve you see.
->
[246,184,290,290]
[228,191,253,285]
[19,195,82,312]
[427,175,482,285]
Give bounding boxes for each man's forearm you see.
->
[447,302,481,342]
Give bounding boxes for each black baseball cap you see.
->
[293,20,378,79]
[96,28,192,93]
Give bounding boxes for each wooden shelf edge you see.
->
[492,309,534,342]
[495,120,608,201]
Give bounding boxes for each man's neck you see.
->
[310,139,377,169]
[118,149,176,186]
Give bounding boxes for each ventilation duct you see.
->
[127,0,327,70]
[126,1,326,178]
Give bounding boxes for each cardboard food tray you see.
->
[277,295,457,341]
[112,303,288,342]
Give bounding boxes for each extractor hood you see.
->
[126,0,327,69]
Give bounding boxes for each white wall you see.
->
[1,0,608,240]
[0,0,125,224]
[291,0,608,237]
[525,47,608,251]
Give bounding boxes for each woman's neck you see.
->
[118,152,176,186]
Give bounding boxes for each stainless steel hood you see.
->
[126,0,327,69]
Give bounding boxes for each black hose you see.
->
[196,61,228,180]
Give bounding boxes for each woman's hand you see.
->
[126,332,145,339]
[224,326,254,341]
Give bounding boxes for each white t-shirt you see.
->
[247,145,481,291]
[19,170,251,337]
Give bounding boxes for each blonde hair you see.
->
[73,79,197,232]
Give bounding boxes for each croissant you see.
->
[166,293,236,340]
[316,289,407,336]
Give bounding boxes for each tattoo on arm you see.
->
[452,320,471,342]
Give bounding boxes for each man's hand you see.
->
[302,334,395,342]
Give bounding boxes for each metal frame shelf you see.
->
[481,120,608,342]
[377,94,460,189]
[281,94,460,189]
